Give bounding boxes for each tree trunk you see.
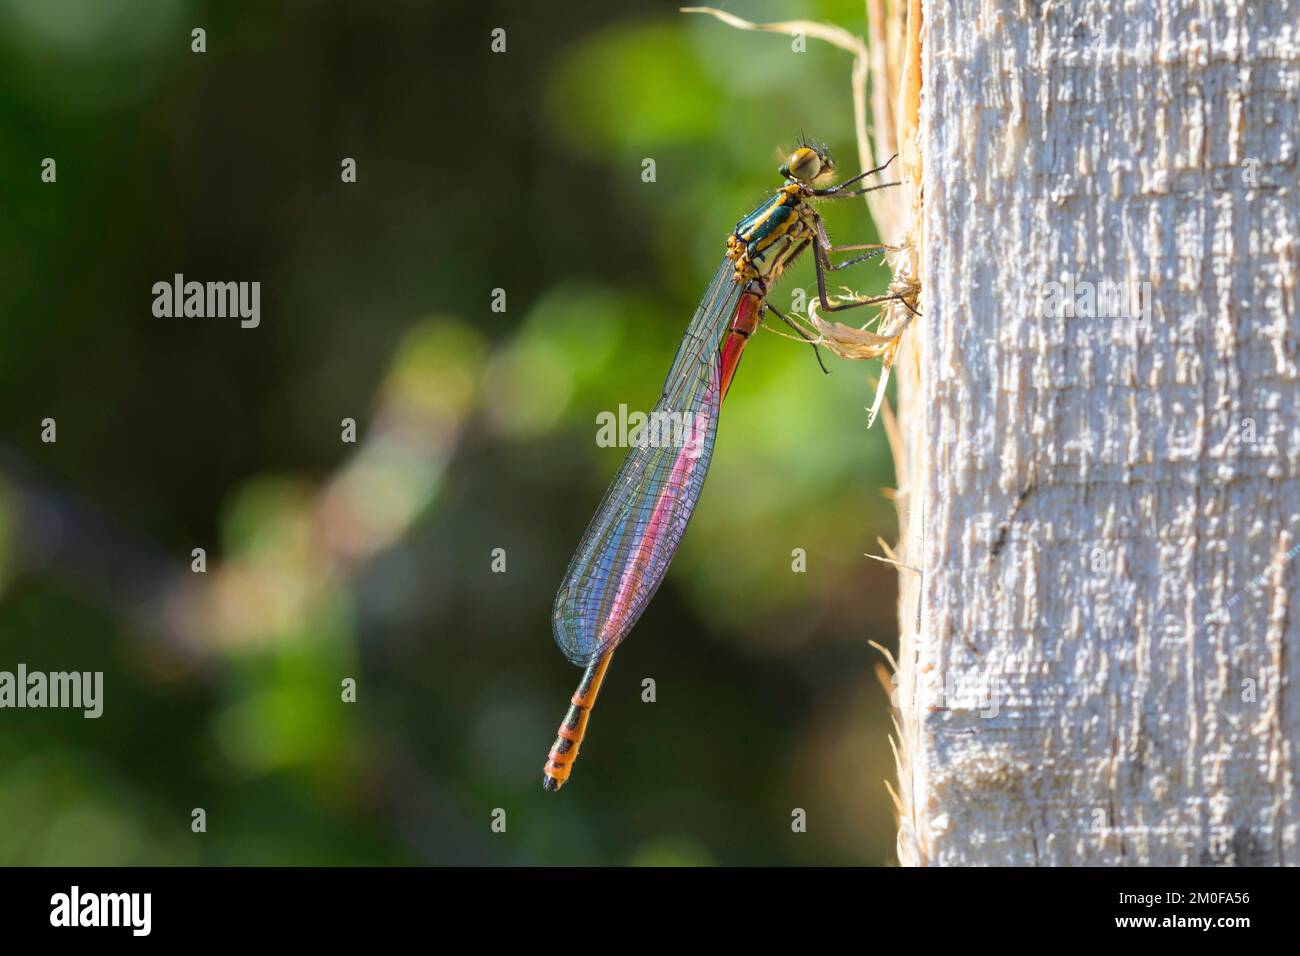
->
[893,0,1300,865]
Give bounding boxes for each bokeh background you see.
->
[0,0,902,865]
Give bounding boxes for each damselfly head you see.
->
[780,145,835,185]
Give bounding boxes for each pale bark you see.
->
[893,0,1300,865]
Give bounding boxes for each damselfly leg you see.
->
[763,301,829,375]
[820,243,893,272]
[811,153,899,197]
[811,227,920,317]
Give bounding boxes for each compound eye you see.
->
[785,147,822,182]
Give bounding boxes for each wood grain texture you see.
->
[895,0,1300,865]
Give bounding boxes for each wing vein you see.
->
[552,259,743,666]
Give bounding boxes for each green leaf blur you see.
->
[0,0,901,865]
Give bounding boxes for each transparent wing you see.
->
[552,259,743,667]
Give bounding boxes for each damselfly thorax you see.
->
[727,182,819,287]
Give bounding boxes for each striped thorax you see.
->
[726,143,835,286]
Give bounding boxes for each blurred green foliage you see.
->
[0,0,901,865]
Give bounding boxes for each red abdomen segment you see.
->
[719,291,764,399]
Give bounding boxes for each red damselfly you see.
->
[543,144,904,791]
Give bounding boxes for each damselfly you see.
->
[543,143,903,791]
